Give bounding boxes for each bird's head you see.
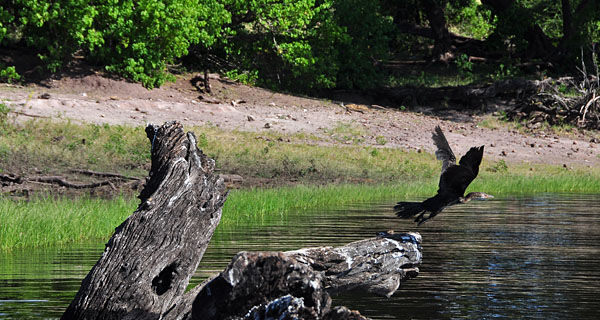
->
[460,192,494,203]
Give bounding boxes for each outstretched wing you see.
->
[458,145,484,179]
[438,146,484,196]
[432,126,456,173]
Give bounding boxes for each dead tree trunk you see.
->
[62,121,227,320]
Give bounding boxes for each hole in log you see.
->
[152,262,178,296]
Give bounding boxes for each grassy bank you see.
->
[3,118,598,188]
[1,117,600,250]
[2,170,600,250]
[0,118,150,177]
[0,117,441,186]
[0,196,136,250]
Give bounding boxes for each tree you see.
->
[420,0,453,62]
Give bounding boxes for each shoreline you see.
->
[2,173,600,251]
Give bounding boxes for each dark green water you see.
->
[1,194,599,319]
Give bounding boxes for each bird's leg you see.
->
[415,212,423,222]
[413,212,426,224]
[417,211,440,226]
[416,217,430,226]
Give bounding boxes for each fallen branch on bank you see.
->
[0,172,137,193]
[0,170,242,194]
[507,47,600,129]
[28,175,117,189]
[69,169,141,181]
[369,78,554,110]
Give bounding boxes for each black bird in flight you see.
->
[395,125,493,225]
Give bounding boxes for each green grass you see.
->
[0,119,150,176]
[2,115,600,250]
[0,118,439,184]
[325,121,367,144]
[0,196,136,251]
[192,125,439,183]
[3,168,600,251]
[220,182,434,226]
[3,118,599,188]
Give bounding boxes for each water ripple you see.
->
[1,194,599,319]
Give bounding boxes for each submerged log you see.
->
[289,233,421,297]
[62,121,227,320]
[192,233,421,319]
[62,121,422,320]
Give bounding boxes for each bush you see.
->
[89,0,229,88]
[208,0,392,92]
[0,0,229,88]
[0,65,21,83]
[1,0,100,71]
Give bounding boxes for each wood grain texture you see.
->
[62,121,227,320]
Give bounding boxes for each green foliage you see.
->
[0,103,10,125]
[483,0,600,61]
[491,59,520,80]
[224,69,259,86]
[0,0,229,88]
[446,0,496,39]
[212,0,392,91]
[329,0,393,89]
[1,0,100,71]
[2,0,393,91]
[0,65,22,83]
[89,0,229,88]
[2,0,599,92]
[454,53,473,80]
[0,6,11,42]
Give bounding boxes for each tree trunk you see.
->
[557,0,594,58]
[561,0,572,49]
[421,0,453,63]
[62,121,228,320]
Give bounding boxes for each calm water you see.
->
[1,194,599,319]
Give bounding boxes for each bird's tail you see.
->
[394,201,425,218]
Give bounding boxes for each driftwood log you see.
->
[193,234,421,320]
[62,121,422,320]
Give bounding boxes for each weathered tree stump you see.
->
[62,121,422,320]
[62,121,227,320]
